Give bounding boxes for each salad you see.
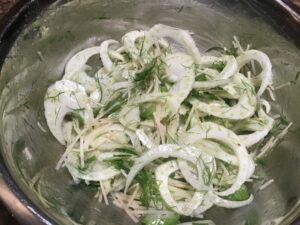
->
[44,24,292,225]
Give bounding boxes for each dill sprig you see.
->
[46,91,64,100]
[195,73,208,81]
[136,169,162,207]
[109,158,163,207]
[188,90,219,102]
[139,103,156,120]
[209,61,226,72]
[103,92,128,116]
[77,155,97,174]
[134,57,165,91]
[224,184,250,201]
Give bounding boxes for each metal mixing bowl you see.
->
[0,0,300,224]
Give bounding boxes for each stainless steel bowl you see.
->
[0,0,300,224]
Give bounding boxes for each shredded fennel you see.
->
[43,24,292,225]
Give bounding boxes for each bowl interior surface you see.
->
[0,0,300,224]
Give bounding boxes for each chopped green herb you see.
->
[255,157,267,166]
[123,52,132,62]
[109,158,132,173]
[209,61,226,72]
[77,156,97,173]
[224,184,250,201]
[114,148,138,156]
[139,34,146,57]
[189,90,219,101]
[103,92,127,115]
[135,59,157,82]
[46,91,64,100]
[195,73,208,81]
[140,103,156,120]
[70,111,85,128]
[136,169,163,207]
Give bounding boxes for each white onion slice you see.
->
[182,122,255,196]
[236,49,272,96]
[155,160,204,216]
[207,192,254,208]
[100,39,119,73]
[65,47,101,75]
[149,24,202,63]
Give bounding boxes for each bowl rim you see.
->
[0,1,299,225]
[0,2,57,225]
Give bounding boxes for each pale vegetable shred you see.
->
[44,24,291,225]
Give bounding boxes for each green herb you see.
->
[139,34,146,57]
[114,148,138,156]
[160,83,169,92]
[136,169,163,207]
[195,73,208,81]
[200,158,214,185]
[109,158,132,173]
[224,184,250,201]
[255,157,267,166]
[140,103,156,120]
[123,52,132,62]
[189,90,219,101]
[70,111,85,128]
[77,156,97,173]
[134,58,166,90]
[103,92,127,115]
[46,91,64,100]
[135,59,157,82]
[94,76,103,103]
[109,157,163,207]
[142,213,180,225]
[209,61,226,72]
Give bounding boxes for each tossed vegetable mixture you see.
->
[44,24,291,225]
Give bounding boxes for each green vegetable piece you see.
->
[209,61,226,72]
[195,73,208,81]
[77,155,97,173]
[255,157,267,166]
[140,103,156,120]
[136,169,162,207]
[189,90,218,101]
[69,110,86,128]
[142,213,180,225]
[224,184,250,201]
[109,158,132,173]
[134,59,157,82]
[103,92,127,115]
